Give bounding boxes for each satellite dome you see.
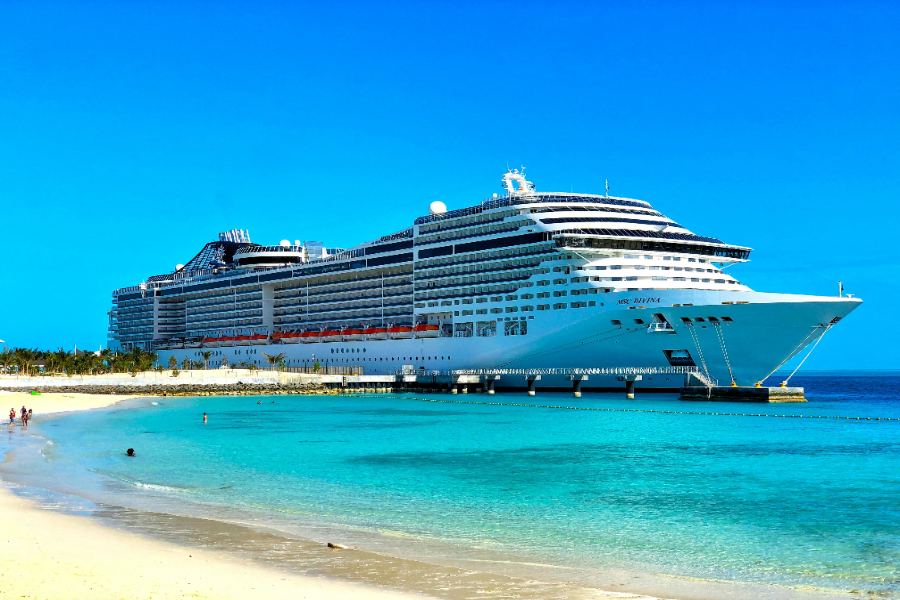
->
[429,200,448,215]
[279,239,291,248]
[175,263,185,271]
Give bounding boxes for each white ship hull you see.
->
[157,289,860,389]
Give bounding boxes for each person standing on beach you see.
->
[8,408,14,425]
[21,406,27,422]
[21,409,28,429]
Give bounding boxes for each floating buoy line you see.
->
[402,396,900,422]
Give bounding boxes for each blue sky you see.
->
[1,1,898,369]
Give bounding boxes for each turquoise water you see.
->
[3,375,899,598]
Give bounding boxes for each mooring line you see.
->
[402,396,900,422]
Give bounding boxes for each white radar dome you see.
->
[175,263,185,271]
[279,239,291,247]
[429,200,448,215]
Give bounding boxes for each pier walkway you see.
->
[1,366,804,403]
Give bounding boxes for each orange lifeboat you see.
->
[343,328,365,340]
[279,331,301,344]
[414,323,440,338]
[388,325,413,339]
[363,326,388,340]
[296,331,316,343]
[321,329,342,342]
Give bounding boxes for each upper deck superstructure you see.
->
[109,170,858,387]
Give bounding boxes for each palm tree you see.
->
[201,351,212,369]
[263,352,285,371]
[168,356,178,370]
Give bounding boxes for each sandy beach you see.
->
[1,389,141,415]
[0,391,426,600]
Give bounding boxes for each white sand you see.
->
[0,391,427,599]
[0,390,139,415]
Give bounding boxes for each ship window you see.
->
[553,291,567,297]
[553,303,567,310]
[476,297,487,303]
[695,317,705,322]
[537,280,550,286]
[611,319,622,326]
[635,318,645,324]
[722,316,733,322]
[537,304,550,311]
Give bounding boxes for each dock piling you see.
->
[617,374,642,399]
[526,374,540,396]
[570,375,588,398]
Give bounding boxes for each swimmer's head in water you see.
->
[126,448,135,457]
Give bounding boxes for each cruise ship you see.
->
[108,170,861,389]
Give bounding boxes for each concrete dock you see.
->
[1,367,805,402]
[680,385,806,403]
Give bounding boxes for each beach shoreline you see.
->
[0,390,430,600]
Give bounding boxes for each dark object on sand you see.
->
[327,542,352,550]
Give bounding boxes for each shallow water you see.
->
[2,375,899,598]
